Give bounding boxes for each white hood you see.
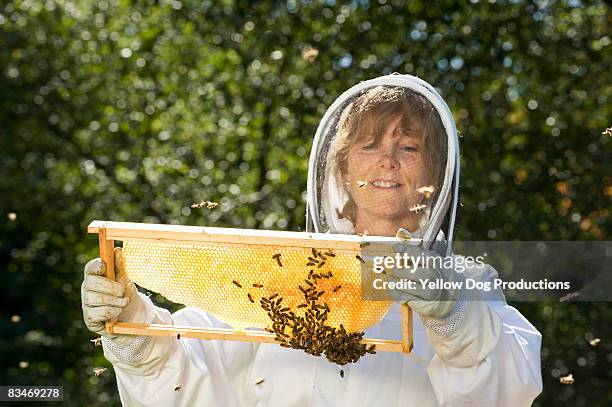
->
[305,74,460,256]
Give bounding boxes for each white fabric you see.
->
[103,290,542,406]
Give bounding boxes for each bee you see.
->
[305,279,314,287]
[190,201,204,208]
[409,204,427,214]
[206,201,218,209]
[589,338,601,347]
[559,374,574,385]
[177,333,181,340]
[269,293,279,300]
[416,185,435,198]
[357,180,368,189]
[340,369,344,378]
[253,283,264,288]
[602,127,612,137]
[90,337,102,346]
[254,377,265,385]
[317,261,325,268]
[324,250,335,257]
[307,256,320,263]
[93,367,107,377]
[247,293,255,303]
[280,307,290,312]
[559,291,580,302]
[174,384,184,392]
[272,253,283,267]
[356,255,365,264]
[312,248,319,258]
[333,285,342,293]
[359,241,370,248]
[297,304,307,308]
[396,228,412,241]
[306,261,316,266]
[232,280,242,288]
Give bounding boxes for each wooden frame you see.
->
[88,220,413,353]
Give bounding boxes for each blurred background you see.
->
[1,0,610,405]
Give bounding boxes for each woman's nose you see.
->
[377,149,399,169]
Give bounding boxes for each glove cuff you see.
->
[420,299,468,337]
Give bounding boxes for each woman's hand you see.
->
[81,247,139,336]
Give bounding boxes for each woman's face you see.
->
[346,115,429,227]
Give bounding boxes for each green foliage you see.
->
[1,0,610,405]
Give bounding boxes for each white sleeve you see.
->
[425,300,543,406]
[101,293,247,407]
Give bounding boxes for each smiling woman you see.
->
[324,86,447,237]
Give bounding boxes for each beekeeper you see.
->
[81,74,542,406]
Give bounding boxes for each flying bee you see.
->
[357,180,368,189]
[589,338,601,347]
[356,255,365,264]
[190,201,205,208]
[253,283,264,288]
[359,241,370,248]
[205,201,218,209]
[333,285,342,293]
[340,370,344,378]
[93,367,107,377]
[396,228,412,241]
[416,185,435,198]
[247,293,255,303]
[174,384,184,392]
[272,253,283,267]
[232,280,242,288]
[177,333,181,340]
[254,377,265,385]
[90,337,102,346]
[559,374,574,385]
[409,204,427,214]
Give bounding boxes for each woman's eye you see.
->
[400,146,418,152]
[361,143,376,150]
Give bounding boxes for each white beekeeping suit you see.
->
[84,74,543,406]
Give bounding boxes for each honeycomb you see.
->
[123,240,392,331]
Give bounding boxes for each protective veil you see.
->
[97,75,543,406]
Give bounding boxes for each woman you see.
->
[81,74,542,406]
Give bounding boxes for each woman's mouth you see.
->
[370,180,402,188]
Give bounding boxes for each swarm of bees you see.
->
[239,248,376,365]
[234,248,376,366]
[190,201,218,209]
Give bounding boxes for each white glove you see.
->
[388,236,463,319]
[81,247,141,337]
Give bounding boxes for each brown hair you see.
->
[329,86,447,224]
